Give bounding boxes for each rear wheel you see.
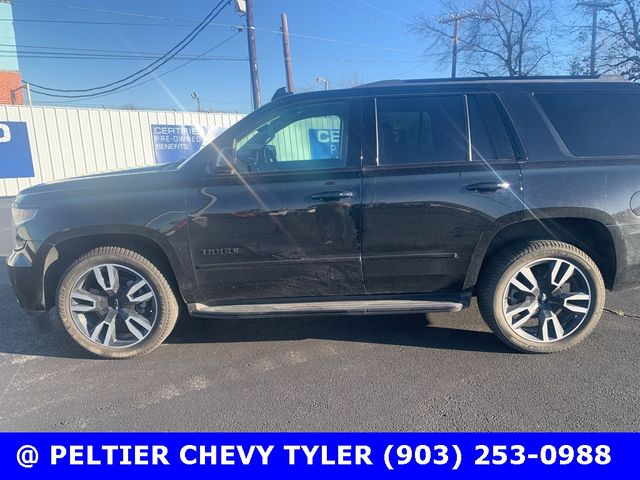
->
[477,240,605,353]
[57,247,179,358]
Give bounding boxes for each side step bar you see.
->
[189,300,464,318]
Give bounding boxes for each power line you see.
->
[11,0,422,103]
[28,28,419,55]
[3,18,195,27]
[4,17,248,34]
[7,16,420,55]
[404,0,426,11]
[15,0,416,30]
[11,0,199,22]
[0,48,424,65]
[391,61,430,78]
[324,0,405,32]
[353,0,412,25]
[7,14,419,54]
[0,52,246,62]
[0,42,246,61]
[26,0,231,94]
[275,29,417,54]
[1,40,420,65]
[0,42,245,58]
[29,31,241,102]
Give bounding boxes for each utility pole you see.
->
[589,6,598,76]
[9,83,29,105]
[437,11,479,78]
[316,77,329,91]
[280,13,295,93]
[578,1,614,76]
[241,0,261,110]
[25,82,32,106]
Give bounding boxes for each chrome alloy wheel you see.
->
[68,264,158,348]
[502,257,592,343]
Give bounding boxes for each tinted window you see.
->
[468,95,515,162]
[235,103,348,172]
[376,95,468,165]
[269,115,342,162]
[536,92,640,157]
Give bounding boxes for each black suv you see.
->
[8,76,640,358]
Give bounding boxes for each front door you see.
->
[186,98,364,303]
[361,92,524,294]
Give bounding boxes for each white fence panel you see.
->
[0,105,245,197]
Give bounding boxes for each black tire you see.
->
[477,240,605,353]
[56,247,179,359]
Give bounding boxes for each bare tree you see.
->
[595,1,640,80]
[334,72,366,88]
[567,2,608,75]
[411,0,557,77]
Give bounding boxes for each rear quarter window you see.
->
[535,91,640,157]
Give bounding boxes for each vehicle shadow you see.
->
[166,312,510,353]
[0,259,510,359]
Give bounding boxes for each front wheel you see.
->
[478,240,605,353]
[57,247,179,359]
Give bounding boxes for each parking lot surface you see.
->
[1,196,639,431]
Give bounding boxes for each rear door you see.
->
[361,92,524,294]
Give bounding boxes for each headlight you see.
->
[11,206,37,251]
[11,206,38,226]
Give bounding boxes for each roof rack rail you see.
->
[357,75,628,88]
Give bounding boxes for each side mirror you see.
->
[213,147,237,174]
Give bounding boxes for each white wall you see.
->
[0,105,244,197]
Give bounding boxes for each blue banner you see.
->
[0,121,35,178]
[309,128,341,159]
[151,124,225,164]
[0,433,636,479]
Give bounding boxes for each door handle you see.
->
[466,182,511,193]
[311,191,354,202]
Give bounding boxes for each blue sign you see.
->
[0,121,34,178]
[0,432,636,479]
[151,124,225,165]
[309,128,341,159]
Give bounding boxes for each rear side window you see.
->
[376,95,468,165]
[536,92,640,157]
[468,95,515,162]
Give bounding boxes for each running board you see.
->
[189,300,464,318]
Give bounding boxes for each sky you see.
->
[4,0,577,113]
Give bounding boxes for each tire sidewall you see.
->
[490,246,604,353]
[57,251,174,359]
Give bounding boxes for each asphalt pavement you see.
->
[1,196,639,431]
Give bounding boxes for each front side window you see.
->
[376,95,468,165]
[234,103,348,172]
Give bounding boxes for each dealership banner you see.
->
[309,128,341,159]
[0,432,636,479]
[0,121,35,178]
[151,124,227,164]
